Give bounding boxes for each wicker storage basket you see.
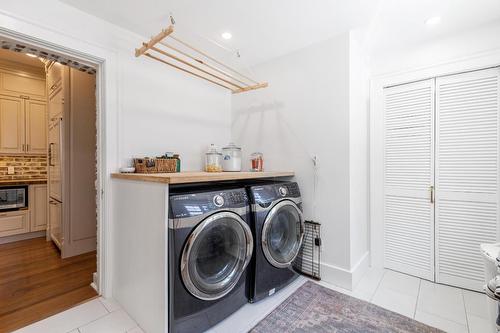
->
[134,158,177,173]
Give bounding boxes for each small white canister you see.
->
[222,143,242,172]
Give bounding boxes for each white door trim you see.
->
[370,49,500,268]
[0,9,120,297]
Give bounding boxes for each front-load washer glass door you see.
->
[181,211,253,301]
[262,200,305,268]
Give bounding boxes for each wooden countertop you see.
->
[0,179,47,186]
[111,171,294,184]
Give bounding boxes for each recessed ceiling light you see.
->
[221,32,232,40]
[26,53,37,58]
[425,16,441,26]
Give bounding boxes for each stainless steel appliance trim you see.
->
[261,200,305,269]
[0,203,24,210]
[0,187,27,211]
[179,211,254,301]
[168,206,247,229]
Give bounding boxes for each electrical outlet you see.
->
[7,166,14,175]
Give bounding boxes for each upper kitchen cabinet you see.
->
[0,70,46,101]
[0,95,47,155]
[46,62,63,98]
[0,63,47,155]
[0,95,24,154]
[47,64,68,121]
[25,100,48,154]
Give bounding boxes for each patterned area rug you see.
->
[250,281,443,333]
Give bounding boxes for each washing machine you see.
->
[247,181,305,303]
[168,186,254,333]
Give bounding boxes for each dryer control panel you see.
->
[170,188,248,219]
[250,182,301,205]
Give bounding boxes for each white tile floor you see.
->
[13,297,144,333]
[14,268,494,333]
[317,268,493,333]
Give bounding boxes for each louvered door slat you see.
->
[383,79,435,280]
[436,68,500,291]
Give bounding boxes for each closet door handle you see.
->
[430,186,435,204]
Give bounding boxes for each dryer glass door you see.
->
[262,200,305,269]
[181,211,253,301]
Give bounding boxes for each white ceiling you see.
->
[59,0,500,65]
[366,0,500,54]
[58,0,379,65]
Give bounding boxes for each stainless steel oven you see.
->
[0,186,28,211]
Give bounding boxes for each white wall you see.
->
[119,54,231,169]
[348,30,370,281]
[232,32,370,289]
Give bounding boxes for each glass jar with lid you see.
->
[205,144,223,172]
[222,143,242,172]
[250,152,264,172]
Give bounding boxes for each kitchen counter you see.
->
[0,179,47,186]
[111,171,294,184]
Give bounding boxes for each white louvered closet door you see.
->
[383,79,435,280]
[436,68,500,291]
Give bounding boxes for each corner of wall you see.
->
[320,251,370,290]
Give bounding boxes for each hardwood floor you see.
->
[0,237,97,333]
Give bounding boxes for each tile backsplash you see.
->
[0,155,47,180]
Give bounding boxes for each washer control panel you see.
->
[170,188,248,219]
[227,191,247,205]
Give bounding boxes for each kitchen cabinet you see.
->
[0,95,24,153]
[48,198,62,249]
[0,70,46,101]
[47,62,97,258]
[0,97,47,155]
[48,118,62,202]
[47,62,63,98]
[25,100,48,154]
[48,85,64,121]
[0,66,47,155]
[0,210,29,238]
[30,184,47,232]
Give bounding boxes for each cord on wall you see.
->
[311,155,318,222]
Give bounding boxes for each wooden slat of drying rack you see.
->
[135,25,268,94]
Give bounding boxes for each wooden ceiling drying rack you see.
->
[135,25,268,94]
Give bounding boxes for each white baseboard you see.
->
[351,252,370,289]
[321,251,370,290]
[0,230,46,244]
[321,262,353,290]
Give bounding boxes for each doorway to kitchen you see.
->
[0,36,104,332]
